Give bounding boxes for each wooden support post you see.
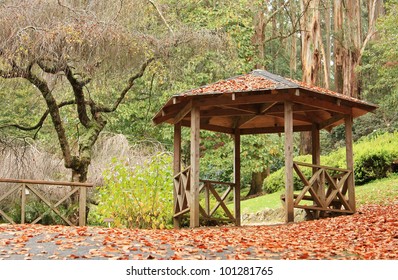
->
[79,186,87,226]
[312,124,324,207]
[234,129,241,226]
[204,182,210,215]
[311,124,321,168]
[173,122,182,229]
[284,101,294,223]
[21,184,26,224]
[345,115,356,212]
[190,106,200,228]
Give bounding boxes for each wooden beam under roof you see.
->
[240,125,313,134]
[290,94,352,115]
[172,100,192,124]
[319,113,346,130]
[234,102,278,128]
[180,120,234,134]
[219,104,259,114]
[200,108,254,118]
[262,111,314,124]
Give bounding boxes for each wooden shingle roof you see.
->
[153,70,377,134]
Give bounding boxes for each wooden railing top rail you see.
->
[294,161,351,173]
[200,179,235,187]
[173,166,191,179]
[0,178,93,187]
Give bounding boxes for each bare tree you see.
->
[0,0,157,183]
[0,0,226,185]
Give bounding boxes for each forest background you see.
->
[0,0,397,228]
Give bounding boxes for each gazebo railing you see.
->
[173,166,191,218]
[199,180,235,223]
[288,162,354,218]
[0,178,93,226]
[173,167,236,223]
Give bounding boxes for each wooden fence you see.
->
[173,167,236,223]
[199,180,235,223]
[283,161,354,219]
[0,178,93,226]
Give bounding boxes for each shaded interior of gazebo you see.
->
[153,70,377,228]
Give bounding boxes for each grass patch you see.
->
[239,174,398,214]
[239,190,285,213]
[355,174,398,207]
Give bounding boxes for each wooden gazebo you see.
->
[153,70,377,228]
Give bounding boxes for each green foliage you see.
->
[353,132,398,185]
[263,132,398,193]
[0,200,77,225]
[263,155,312,193]
[359,2,398,133]
[200,132,284,189]
[92,153,174,229]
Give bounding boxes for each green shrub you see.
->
[353,132,398,185]
[92,152,174,229]
[263,155,312,193]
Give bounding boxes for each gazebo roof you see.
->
[153,70,377,134]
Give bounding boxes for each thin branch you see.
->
[148,0,174,35]
[96,57,154,113]
[0,100,75,131]
[145,73,156,121]
[358,0,378,64]
[264,0,290,28]
[260,0,308,45]
[57,0,81,16]
[110,0,124,22]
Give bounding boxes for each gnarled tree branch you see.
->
[0,100,76,131]
[21,67,73,167]
[64,65,92,127]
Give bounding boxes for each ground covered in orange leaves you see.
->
[0,203,397,260]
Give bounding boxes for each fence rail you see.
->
[288,161,353,219]
[173,167,236,223]
[199,180,235,223]
[0,178,93,226]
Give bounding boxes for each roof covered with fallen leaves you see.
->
[153,70,377,134]
[180,70,371,105]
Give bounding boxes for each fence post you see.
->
[204,182,210,215]
[21,184,26,224]
[79,187,87,226]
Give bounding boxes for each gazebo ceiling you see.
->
[153,70,377,134]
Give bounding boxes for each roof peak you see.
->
[251,69,298,88]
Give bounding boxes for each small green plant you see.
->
[91,152,174,229]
